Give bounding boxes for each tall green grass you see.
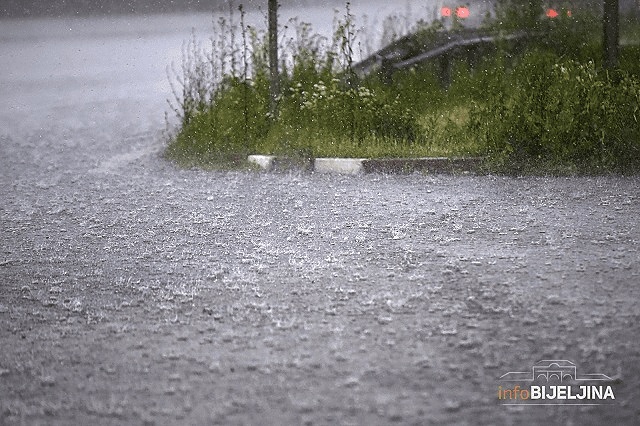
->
[469,51,640,174]
[165,2,640,174]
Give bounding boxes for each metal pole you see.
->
[603,0,619,69]
[268,0,279,117]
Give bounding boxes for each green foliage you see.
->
[621,44,640,76]
[166,2,640,175]
[471,50,640,173]
[537,7,602,61]
[280,78,417,144]
[169,75,270,156]
[166,4,423,163]
[491,0,543,31]
[488,0,602,62]
[403,20,446,59]
[389,64,444,113]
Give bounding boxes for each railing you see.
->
[352,28,536,81]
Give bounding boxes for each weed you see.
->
[165,1,640,175]
[473,51,640,174]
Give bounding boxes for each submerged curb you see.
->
[248,155,484,174]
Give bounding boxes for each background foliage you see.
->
[166,2,640,174]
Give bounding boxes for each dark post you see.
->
[268,0,279,117]
[439,54,451,87]
[526,0,543,29]
[603,0,619,69]
[380,57,393,85]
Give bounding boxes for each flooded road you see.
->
[1,10,640,426]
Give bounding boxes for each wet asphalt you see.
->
[1,14,640,425]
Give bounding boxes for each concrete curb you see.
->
[248,155,314,172]
[315,158,366,175]
[248,155,484,174]
[362,157,484,174]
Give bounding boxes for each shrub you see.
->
[165,2,640,174]
[280,78,417,143]
[472,50,640,173]
[168,74,270,158]
[166,3,424,162]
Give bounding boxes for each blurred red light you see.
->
[441,7,451,17]
[456,7,470,18]
[546,9,559,18]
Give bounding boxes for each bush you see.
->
[472,50,640,173]
[165,2,640,174]
[169,75,270,156]
[165,4,424,162]
[279,78,417,144]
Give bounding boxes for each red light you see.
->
[456,7,470,18]
[441,7,451,17]
[546,9,559,18]
[567,10,572,17]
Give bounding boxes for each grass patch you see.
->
[165,2,640,175]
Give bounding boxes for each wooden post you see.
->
[603,0,619,69]
[268,0,279,117]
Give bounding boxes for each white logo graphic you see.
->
[500,359,612,382]
[497,360,616,405]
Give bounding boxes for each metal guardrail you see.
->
[352,29,535,79]
[393,30,531,69]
